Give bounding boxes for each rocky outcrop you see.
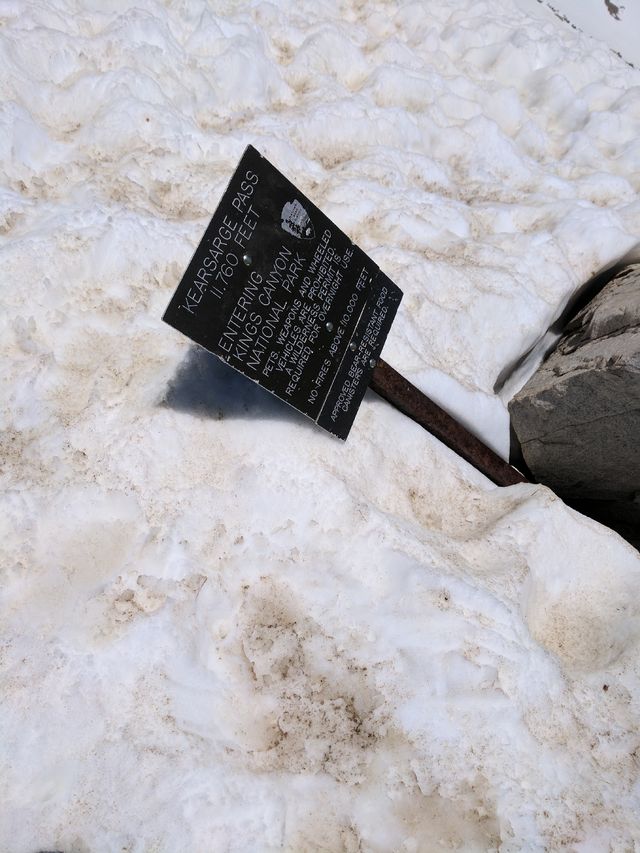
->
[509,264,640,548]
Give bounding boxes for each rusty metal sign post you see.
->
[369,360,527,487]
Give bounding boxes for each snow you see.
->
[515,0,640,68]
[1,0,640,850]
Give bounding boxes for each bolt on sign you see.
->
[163,145,402,440]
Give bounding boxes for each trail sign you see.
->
[163,145,527,487]
[163,145,402,439]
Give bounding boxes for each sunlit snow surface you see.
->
[2,1,640,850]
[515,0,640,69]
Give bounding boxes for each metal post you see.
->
[369,360,528,487]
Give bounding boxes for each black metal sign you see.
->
[163,145,402,439]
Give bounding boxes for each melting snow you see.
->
[2,0,640,849]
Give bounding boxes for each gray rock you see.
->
[509,264,640,539]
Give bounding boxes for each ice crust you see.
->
[2,0,640,850]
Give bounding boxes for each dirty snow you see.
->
[2,0,640,850]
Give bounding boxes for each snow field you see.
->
[2,0,640,850]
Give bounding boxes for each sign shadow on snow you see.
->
[161,344,315,429]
